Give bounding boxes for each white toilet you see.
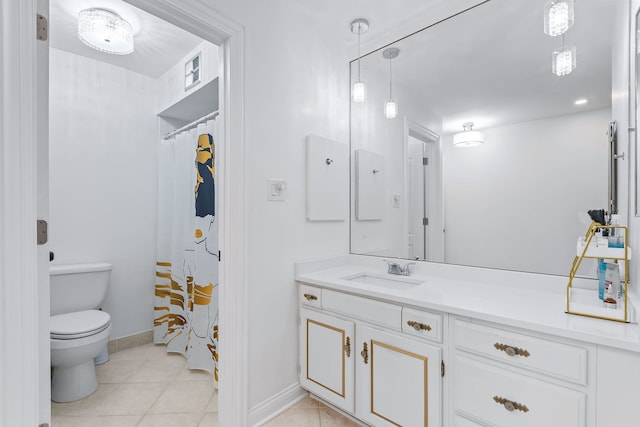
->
[50,262,112,403]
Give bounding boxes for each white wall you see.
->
[49,48,158,339]
[443,109,610,276]
[183,0,351,414]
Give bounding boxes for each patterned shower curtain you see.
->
[154,118,219,383]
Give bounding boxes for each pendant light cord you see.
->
[357,23,361,81]
[389,56,393,98]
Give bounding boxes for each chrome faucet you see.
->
[384,259,415,276]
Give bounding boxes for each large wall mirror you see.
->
[350,0,626,276]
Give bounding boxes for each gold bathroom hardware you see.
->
[361,342,369,364]
[344,337,351,357]
[303,293,318,301]
[407,320,432,331]
[493,342,530,358]
[566,222,631,323]
[493,396,529,413]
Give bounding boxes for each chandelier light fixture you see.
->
[351,18,369,103]
[544,0,574,37]
[453,122,484,148]
[552,34,576,76]
[382,47,399,119]
[78,8,134,55]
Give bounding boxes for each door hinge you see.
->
[36,14,48,41]
[218,250,221,261]
[423,157,429,166]
[37,220,48,245]
[423,217,429,226]
[441,360,445,377]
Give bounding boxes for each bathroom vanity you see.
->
[296,255,640,427]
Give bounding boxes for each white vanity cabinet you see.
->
[451,319,592,427]
[355,324,442,427]
[299,285,442,427]
[300,307,355,412]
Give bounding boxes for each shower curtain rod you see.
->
[162,110,219,140]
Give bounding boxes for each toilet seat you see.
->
[51,310,111,340]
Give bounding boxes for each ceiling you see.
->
[353,0,616,134]
[49,0,204,79]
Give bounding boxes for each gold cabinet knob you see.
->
[407,320,431,331]
[494,342,530,357]
[493,396,529,413]
[303,293,318,301]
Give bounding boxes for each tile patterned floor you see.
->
[51,343,359,427]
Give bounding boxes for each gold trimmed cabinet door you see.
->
[300,308,355,413]
[356,324,442,427]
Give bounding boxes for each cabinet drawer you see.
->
[454,355,586,427]
[299,284,322,308]
[453,319,588,385]
[322,290,401,330]
[453,414,485,427]
[401,307,442,343]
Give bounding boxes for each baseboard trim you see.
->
[248,383,308,427]
[107,329,154,354]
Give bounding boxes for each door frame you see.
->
[403,119,444,263]
[123,2,248,425]
[0,1,248,425]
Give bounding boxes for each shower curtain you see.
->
[154,118,219,383]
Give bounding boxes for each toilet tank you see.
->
[50,263,112,316]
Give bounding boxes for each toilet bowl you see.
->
[50,310,112,402]
[50,263,112,403]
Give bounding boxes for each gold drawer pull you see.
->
[303,293,318,301]
[493,396,529,413]
[361,342,369,364]
[494,342,530,358]
[407,320,432,331]
[344,337,351,357]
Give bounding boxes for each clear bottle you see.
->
[608,214,624,248]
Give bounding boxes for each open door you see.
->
[36,0,52,424]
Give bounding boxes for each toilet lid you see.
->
[51,310,111,339]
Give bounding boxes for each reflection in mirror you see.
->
[350,0,624,276]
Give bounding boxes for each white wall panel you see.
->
[49,48,158,339]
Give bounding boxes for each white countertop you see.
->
[296,255,640,353]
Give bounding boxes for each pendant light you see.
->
[552,35,576,76]
[453,122,484,148]
[78,8,134,55]
[382,47,399,119]
[351,19,369,103]
[544,0,574,37]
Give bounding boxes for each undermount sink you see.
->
[341,272,424,290]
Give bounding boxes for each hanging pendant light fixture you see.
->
[351,19,369,103]
[453,122,484,148]
[382,47,399,119]
[78,8,134,55]
[544,0,574,37]
[552,35,576,76]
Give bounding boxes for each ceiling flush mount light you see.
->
[552,44,576,76]
[382,47,399,119]
[544,0,574,37]
[78,9,134,55]
[453,122,484,148]
[575,98,588,105]
[351,18,369,103]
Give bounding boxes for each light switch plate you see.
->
[267,179,287,201]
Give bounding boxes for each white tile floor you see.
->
[51,343,358,427]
